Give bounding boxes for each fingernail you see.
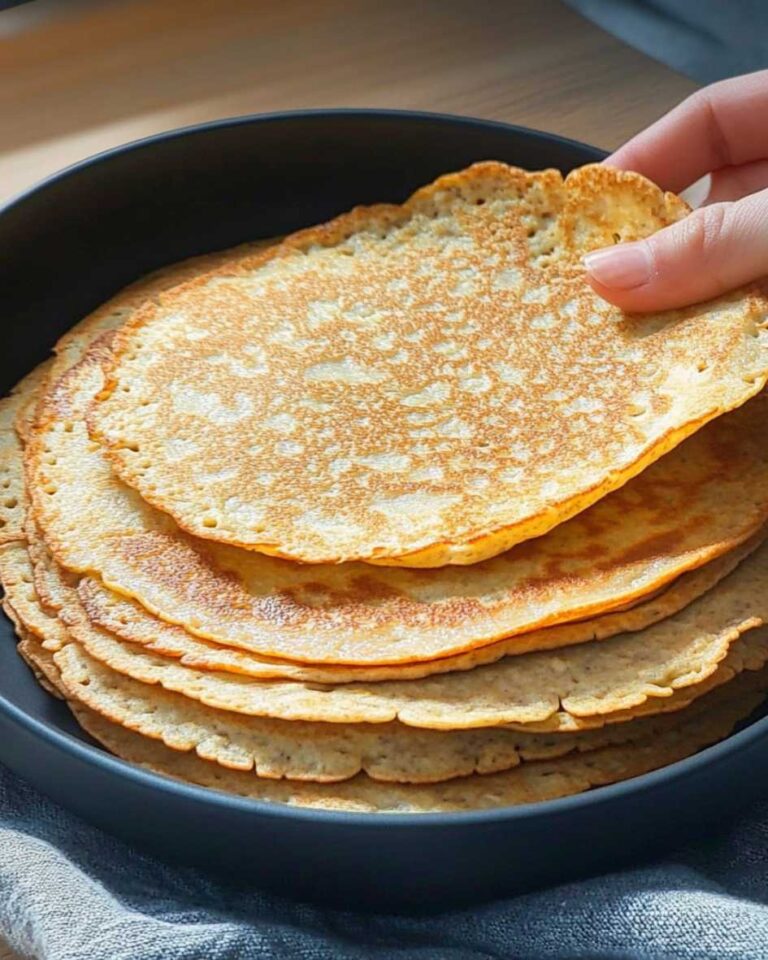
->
[582,242,652,290]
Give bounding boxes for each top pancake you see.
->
[26,333,768,665]
[92,162,768,566]
[49,240,270,394]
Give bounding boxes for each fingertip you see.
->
[582,243,653,291]
[582,245,685,314]
[585,277,681,313]
[583,275,633,309]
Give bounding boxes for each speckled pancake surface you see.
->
[92,163,768,566]
[71,670,768,813]
[48,240,272,393]
[0,364,47,545]
[27,340,768,663]
[12,242,277,485]
[55,542,768,730]
[8,530,763,787]
[70,538,754,683]
[12,627,768,809]
[59,642,741,785]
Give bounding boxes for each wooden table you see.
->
[0,1,694,956]
[2,0,696,202]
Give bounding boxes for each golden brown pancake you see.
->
[48,240,273,394]
[5,176,768,814]
[68,537,754,683]
[15,630,65,700]
[8,535,760,786]
[26,341,768,663]
[92,163,768,565]
[0,543,70,652]
[58,641,746,785]
[0,364,46,545]
[71,670,768,812]
[10,618,768,801]
[26,538,768,731]
[10,242,278,476]
[12,359,53,446]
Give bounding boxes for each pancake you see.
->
[0,374,38,545]
[91,163,768,566]
[9,543,759,786]
[71,669,768,812]
[53,541,768,730]
[26,518,79,616]
[62,604,768,731]
[21,446,756,684]
[14,241,276,603]
[19,349,761,681]
[7,529,766,738]
[47,240,273,394]
[7,176,768,814]
[16,241,278,482]
[12,625,768,804]
[8,542,757,787]
[5,244,277,561]
[16,631,65,700]
[0,543,70,651]
[26,340,768,665]
[1,359,61,547]
[58,641,748,785]
[12,359,54,445]
[70,538,755,683]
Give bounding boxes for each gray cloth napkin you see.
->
[1,762,768,960]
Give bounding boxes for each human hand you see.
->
[582,69,768,311]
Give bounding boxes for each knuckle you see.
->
[688,87,732,168]
[678,204,730,262]
[646,204,735,297]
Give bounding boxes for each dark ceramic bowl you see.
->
[2,110,766,912]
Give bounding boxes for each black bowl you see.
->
[2,110,767,912]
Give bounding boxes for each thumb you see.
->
[582,186,768,311]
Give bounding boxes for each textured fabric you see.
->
[565,0,768,83]
[1,763,768,959]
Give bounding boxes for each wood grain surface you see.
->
[1,0,696,202]
[0,1,695,956]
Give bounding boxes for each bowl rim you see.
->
[0,106,607,218]
[3,106,763,829]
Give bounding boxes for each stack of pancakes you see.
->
[3,162,768,813]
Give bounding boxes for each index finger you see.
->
[606,69,768,193]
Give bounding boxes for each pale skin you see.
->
[583,69,768,312]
